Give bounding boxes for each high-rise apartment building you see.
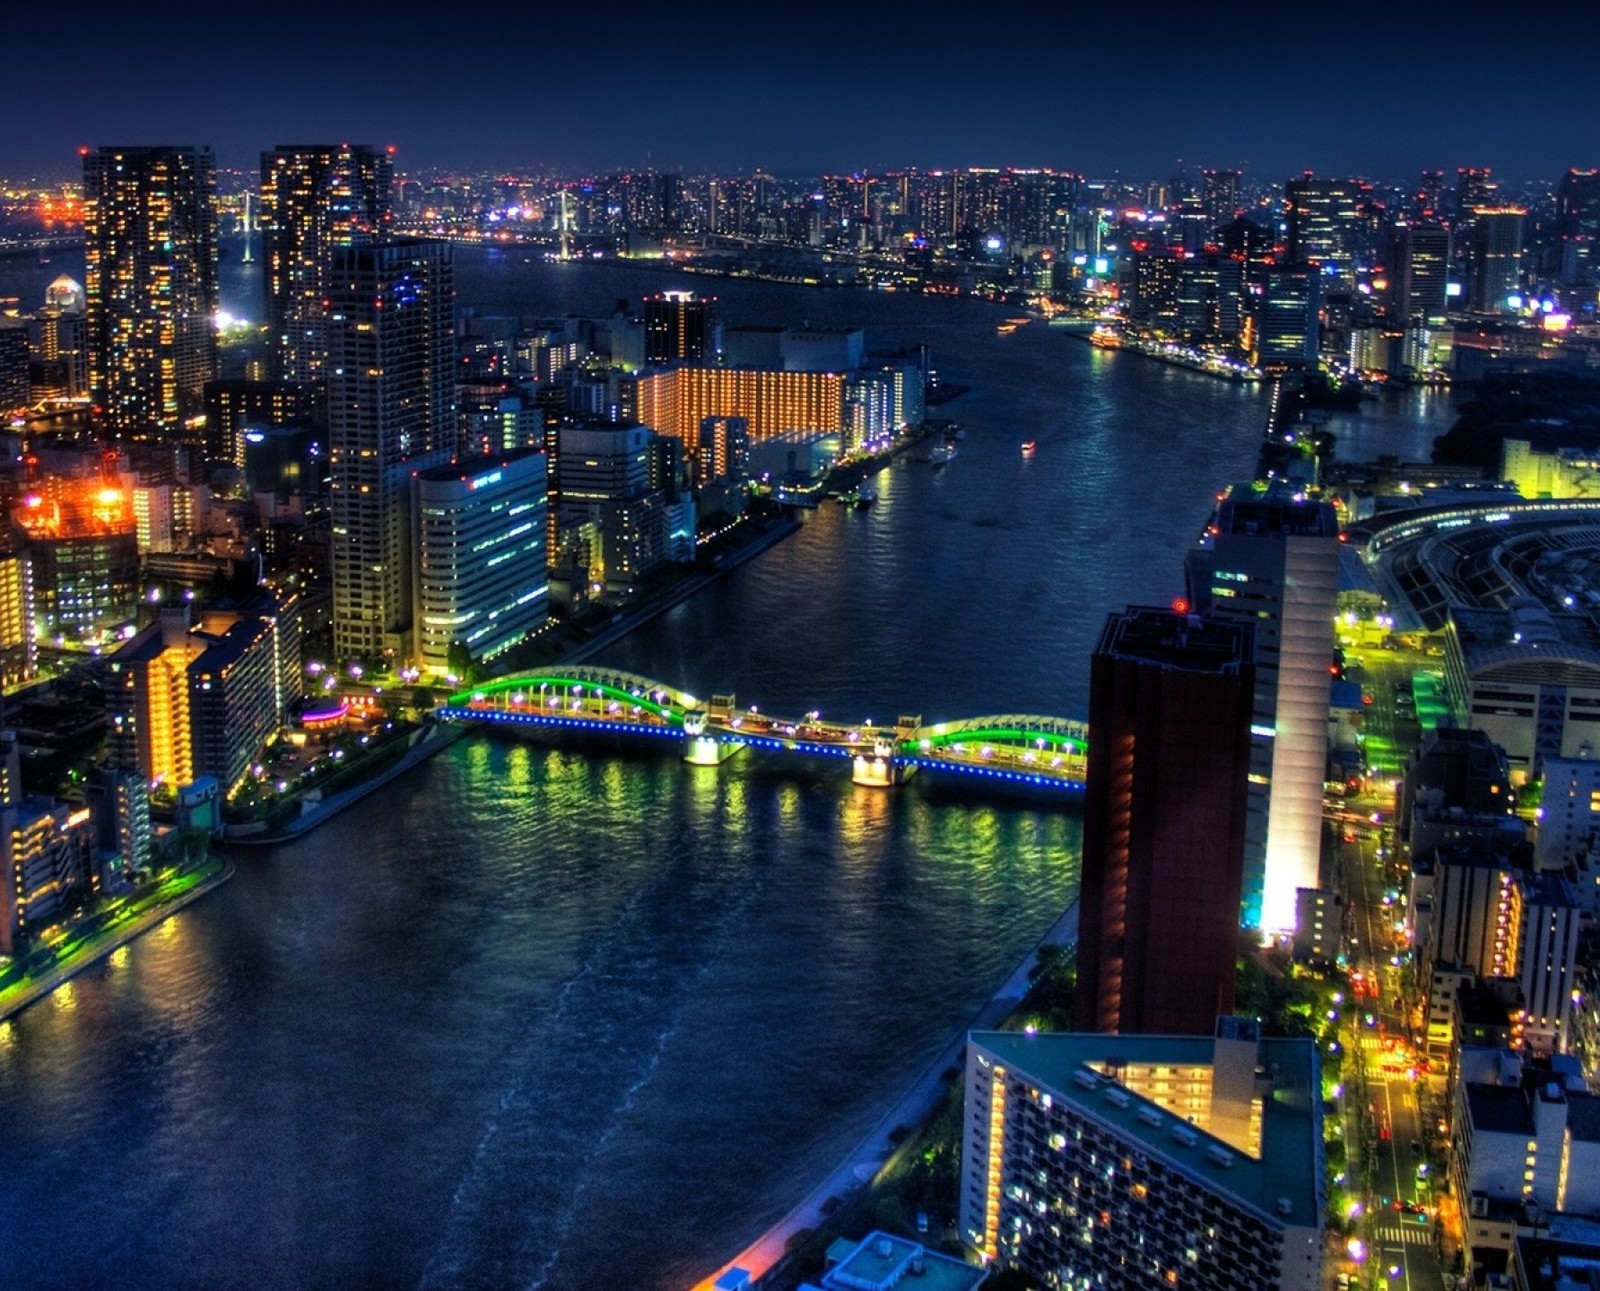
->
[327,239,456,664]
[0,550,36,689]
[644,291,715,365]
[261,144,392,394]
[83,146,218,437]
[1555,168,1600,294]
[1186,485,1340,933]
[1076,607,1255,1036]
[961,1023,1324,1290]
[0,731,100,957]
[106,597,301,795]
[411,449,548,675]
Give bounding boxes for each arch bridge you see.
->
[438,671,1088,792]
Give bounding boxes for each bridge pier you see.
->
[683,711,744,766]
[851,738,914,788]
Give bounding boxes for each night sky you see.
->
[9,2,1598,185]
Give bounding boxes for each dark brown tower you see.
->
[1075,606,1255,1035]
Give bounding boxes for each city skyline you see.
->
[7,3,1597,185]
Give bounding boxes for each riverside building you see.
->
[961,1020,1324,1290]
[411,449,548,675]
[1185,483,1341,934]
[327,239,456,664]
[1076,606,1255,1036]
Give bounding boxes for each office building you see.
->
[1442,601,1600,783]
[13,470,139,645]
[261,144,392,395]
[82,146,218,437]
[1256,265,1322,370]
[411,449,548,674]
[644,291,715,365]
[1186,485,1341,933]
[1554,168,1600,295]
[1076,606,1255,1036]
[1390,222,1451,326]
[962,1022,1323,1290]
[555,423,671,585]
[1470,208,1527,314]
[327,239,456,664]
[1284,173,1362,269]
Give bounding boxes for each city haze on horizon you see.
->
[6,2,1597,185]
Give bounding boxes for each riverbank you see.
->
[1057,322,1263,385]
[557,511,802,667]
[697,898,1080,1289]
[0,856,234,1024]
[222,720,476,846]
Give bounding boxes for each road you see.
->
[1330,632,1451,1291]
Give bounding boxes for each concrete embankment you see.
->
[697,899,1080,1289]
[0,860,235,1024]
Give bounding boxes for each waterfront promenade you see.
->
[0,858,234,1025]
[697,898,1080,1290]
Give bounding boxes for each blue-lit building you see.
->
[411,449,548,674]
[1256,265,1322,370]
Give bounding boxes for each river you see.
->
[0,244,1457,1288]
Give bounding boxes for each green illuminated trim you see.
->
[446,674,683,725]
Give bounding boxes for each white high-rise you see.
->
[1187,483,1340,933]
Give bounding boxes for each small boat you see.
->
[855,484,877,509]
[929,441,953,466]
[1021,440,1037,456]
[952,428,966,441]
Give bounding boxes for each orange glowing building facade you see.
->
[629,366,844,455]
[12,464,139,643]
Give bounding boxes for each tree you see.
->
[446,640,477,684]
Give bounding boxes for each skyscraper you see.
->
[1554,169,1600,296]
[1256,264,1322,370]
[327,240,456,664]
[1390,222,1451,326]
[1284,172,1361,268]
[1075,607,1255,1036]
[644,291,715,365]
[83,146,218,438]
[261,144,392,396]
[1469,208,1527,314]
[1186,484,1341,934]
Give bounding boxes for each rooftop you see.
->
[818,1229,985,1291]
[970,1029,1322,1230]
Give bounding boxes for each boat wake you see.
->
[417,844,764,1291]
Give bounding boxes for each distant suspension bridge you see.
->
[438,667,1089,793]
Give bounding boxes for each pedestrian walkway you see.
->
[694,900,1080,1290]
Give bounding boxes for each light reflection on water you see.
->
[0,247,1459,1289]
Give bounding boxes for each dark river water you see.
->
[0,243,1456,1288]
